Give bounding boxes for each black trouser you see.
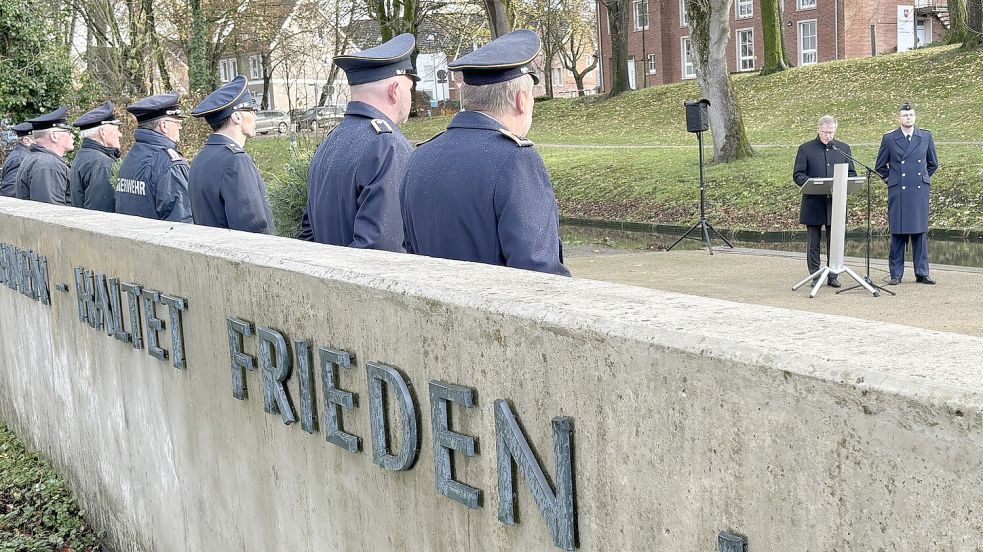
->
[806,224,832,278]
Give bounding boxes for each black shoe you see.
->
[828,277,842,288]
[888,277,901,285]
[811,277,819,287]
[916,275,936,285]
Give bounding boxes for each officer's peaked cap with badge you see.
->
[334,33,419,85]
[11,122,33,137]
[26,107,73,131]
[127,93,186,123]
[191,76,259,126]
[449,29,541,86]
[73,101,122,130]
[899,101,915,112]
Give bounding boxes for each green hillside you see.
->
[253,44,983,233]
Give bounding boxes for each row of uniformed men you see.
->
[0,29,569,277]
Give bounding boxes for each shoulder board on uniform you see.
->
[165,148,185,162]
[225,143,245,154]
[920,128,931,133]
[497,128,534,147]
[370,119,394,134]
[417,131,445,146]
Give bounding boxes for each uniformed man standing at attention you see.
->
[69,101,122,212]
[401,30,570,276]
[15,107,75,205]
[189,76,273,233]
[0,122,34,197]
[298,33,417,250]
[116,93,193,222]
[875,102,939,285]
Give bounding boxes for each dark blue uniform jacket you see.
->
[875,127,938,234]
[70,138,120,212]
[299,102,411,251]
[1,143,30,197]
[792,137,857,226]
[190,134,273,234]
[14,145,70,205]
[116,129,192,222]
[401,111,570,276]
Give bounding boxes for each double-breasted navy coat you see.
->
[792,137,857,226]
[400,111,569,276]
[875,127,938,234]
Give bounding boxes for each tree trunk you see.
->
[261,52,272,110]
[966,0,983,48]
[143,0,171,92]
[188,0,212,93]
[759,0,788,74]
[483,0,513,37]
[686,0,753,162]
[601,0,630,96]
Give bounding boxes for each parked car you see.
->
[254,110,290,134]
[296,106,344,132]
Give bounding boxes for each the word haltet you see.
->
[227,317,578,550]
[73,266,189,370]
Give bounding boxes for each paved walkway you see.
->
[566,247,983,337]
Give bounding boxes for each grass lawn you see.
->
[249,44,983,234]
[0,423,102,551]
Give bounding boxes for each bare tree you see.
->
[685,0,752,162]
[557,0,597,96]
[482,0,514,37]
[516,0,566,97]
[598,0,630,96]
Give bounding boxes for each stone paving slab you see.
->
[567,247,983,337]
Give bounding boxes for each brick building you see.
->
[595,0,948,90]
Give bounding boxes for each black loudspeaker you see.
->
[684,99,711,133]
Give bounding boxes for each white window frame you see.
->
[634,0,649,31]
[219,58,238,83]
[797,0,816,10]
[551,66,563,84]
[647,53,657,74]
[798,20,818,65]
[681,37,696,79]
[627,55,637,89]
[248,55,261,80]
[736,0,753,18]
[736,28,754,71]
[680,0,689,26]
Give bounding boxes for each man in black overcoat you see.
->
[792,115,857,287]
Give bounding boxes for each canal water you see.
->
[560,224,983,269]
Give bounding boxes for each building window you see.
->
[680,0,689,26]
[737,29,754,71]
[219,58,238,82]
[248,56,261,80]
[736,0,753,18]
[681,37,696,79]
[634,0,649,30]
[798,20,818,65]
[647,53,657,74]
[797,0,816,9]
[627,56,637,89]
[551,67,563,84]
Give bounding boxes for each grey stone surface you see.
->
[1,198,982,551]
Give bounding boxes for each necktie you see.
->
[907,134,911,141]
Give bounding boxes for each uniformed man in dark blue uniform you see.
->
[14,107,75,205]
[792,115,857,287]
[299,33,417,250]
[875,102,939,285]
[401,30,570,276]
[116,93,193,222]
[189,76,273,233]
[70,101,122,212]
[1,122,33,197]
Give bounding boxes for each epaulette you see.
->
[165,148,185,162]
[417,131,445,146]
[225,143,245,154]
[370,119,394,134]
[920,128,931,133]
[497,128,534,147]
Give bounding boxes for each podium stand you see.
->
[791,164,878,298]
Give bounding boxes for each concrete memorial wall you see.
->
[1,198,982,551]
